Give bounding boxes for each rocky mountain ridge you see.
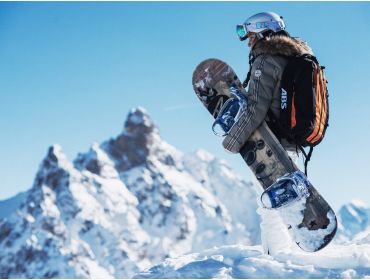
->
[0,107,260,278]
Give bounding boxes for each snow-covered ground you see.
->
[134,194,370,279]
[1,107,370,278]
[135,243,370,279]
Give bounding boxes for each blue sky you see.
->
[0,2,370,210]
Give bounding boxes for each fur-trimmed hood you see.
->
[251,35,314,58]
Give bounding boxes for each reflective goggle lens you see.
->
[236,24,248,41]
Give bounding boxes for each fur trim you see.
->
[252,35,314,58]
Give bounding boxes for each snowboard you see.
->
[192,58,337,252]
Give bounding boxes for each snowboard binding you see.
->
[261,170,311,209]
[211,86,247,136]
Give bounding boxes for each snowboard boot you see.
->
[257,196,293,255]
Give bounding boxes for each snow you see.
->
[77,257,113,279]
[0,191,27,219]
[135,243,370,279]
[128,107,151,125]
[351,199,368,209]
[193,149,215,162]
[274,195,337,252]
[354,228,370,245]
[337,199,370,240]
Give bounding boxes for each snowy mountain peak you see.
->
[124,107,159,137]
[349,199,368,209]
[42,144,70,170]
[95,107,165,172]
[338,199,370,240]
[74,143,119,178]
[33,144,72,192]
[0,107,261,278]
[193,149,215,162]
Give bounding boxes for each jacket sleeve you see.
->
[222,55,280,153]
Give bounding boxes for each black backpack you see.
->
[244,54,329,175]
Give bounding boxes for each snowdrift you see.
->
[135,244,370,278]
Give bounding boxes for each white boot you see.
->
[253,150,301,256]
[256,195,293,255]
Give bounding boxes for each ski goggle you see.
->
[236,24,249,41]
[212,87,247,137]
[236,21,285,41]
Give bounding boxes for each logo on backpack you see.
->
[281,88,288,110]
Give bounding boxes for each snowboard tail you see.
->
[192,58,337,252]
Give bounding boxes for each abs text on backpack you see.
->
[272,54,329,148]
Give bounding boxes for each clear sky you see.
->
[0,2,370,211]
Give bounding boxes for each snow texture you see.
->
[277,196,337,252]
[135,243,370,279]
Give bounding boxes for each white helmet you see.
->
[236,12,286,41]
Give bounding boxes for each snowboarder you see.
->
[228,12,324,255]
[192,11,334,255]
